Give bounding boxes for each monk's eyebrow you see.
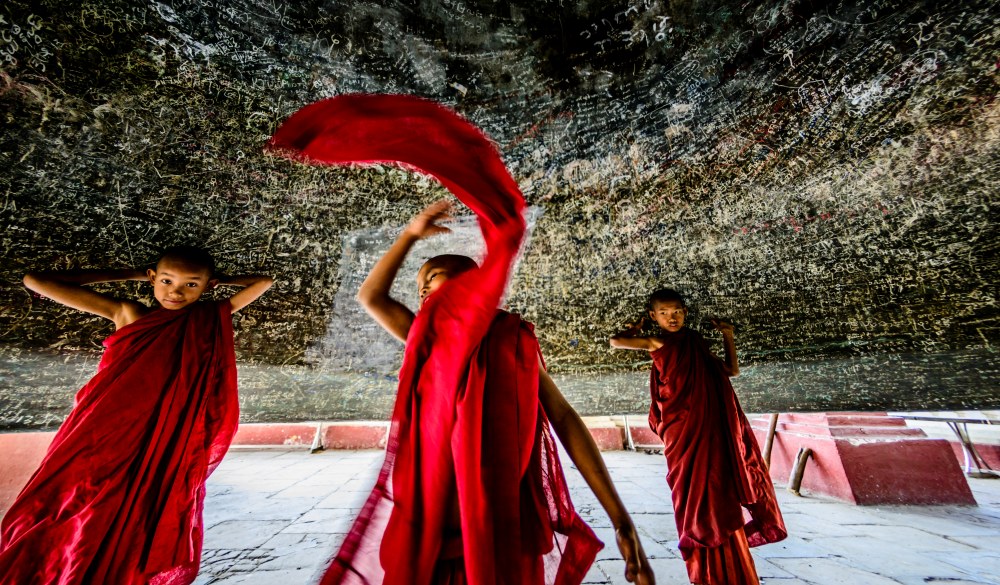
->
[159,271,206,280]
[417,268,437,283]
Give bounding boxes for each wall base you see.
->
[0,418,628,518]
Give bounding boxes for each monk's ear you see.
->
[146,268,156,283]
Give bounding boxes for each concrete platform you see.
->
[751,413,977,505]
[196,448,1000,585]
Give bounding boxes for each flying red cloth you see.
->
[648,328,786,564]
[0,301,239,585]
[269,94,602,584]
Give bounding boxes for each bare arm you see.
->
[356,231,419,342]
[216,274,274,313]
[538,366,655,585]
[610,317,662,351]
[356,200,453,343]
[711,319,740,377]
[23,269,147,327]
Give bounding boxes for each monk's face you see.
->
[649,299,687,333]
[416,260,455,307]
[147,258,215,310]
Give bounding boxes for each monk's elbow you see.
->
[23,273,42,291]
[356,289,388,314]
[355,288,374,307]
[610,336,646,351]
[730,368,741,378]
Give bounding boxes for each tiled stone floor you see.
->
[196,448,1000,585]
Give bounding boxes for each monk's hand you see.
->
[615,521,655,584]
[405,199,454,239]
[625,316,647,333]
[710,318,734,336]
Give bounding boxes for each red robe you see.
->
[322,309,602,585]
[269,94,602,585]
[648,328,786,566]
[0,301,239,585]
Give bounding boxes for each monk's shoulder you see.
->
[115,301,153,329]
[512,312,536,335]
[490,310,538,342]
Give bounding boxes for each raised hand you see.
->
[710,318,734,336]
[404,199,454,240]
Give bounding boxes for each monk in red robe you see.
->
[268,94,654,585]
[611,288,786,585]
[0,247,272,584]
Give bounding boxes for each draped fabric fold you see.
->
[269,94,601,584]
[0,301,239,585]
[647,328,786,570]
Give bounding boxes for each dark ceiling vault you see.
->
[1,0,997,426]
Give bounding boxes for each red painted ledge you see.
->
[6,413,989,517]
[751,412,976,505]
[0,419,628,517]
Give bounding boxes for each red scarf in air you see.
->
[0,301,239,585]
[648,327,787,560]
[269,94,602,585]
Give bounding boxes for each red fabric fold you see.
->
[0,301,239,585]
[648,328,786,566]
[269,94,601,584]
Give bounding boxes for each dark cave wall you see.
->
[0,0,997,427]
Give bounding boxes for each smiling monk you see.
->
[0,247,272,585]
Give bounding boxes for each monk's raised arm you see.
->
[217,274,274,313]
[357,200,453,342]
[710,318,740,377]
[23,269,147,328]
[538,365,656,585]
[356,232,418,343]
[610,317,662,351]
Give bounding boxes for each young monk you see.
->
[323,200,654,585]
[0,246,273,585]
[610,289,786,585]
[265,92,653,584]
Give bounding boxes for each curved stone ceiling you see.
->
[1,0,997,426]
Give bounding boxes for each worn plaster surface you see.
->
[1,0,998,426]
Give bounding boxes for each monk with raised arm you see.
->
[265,92,654,585]
[323,201,654,585]
[611,288,786,585]
[0,246,273,585]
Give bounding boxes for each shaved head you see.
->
[422,254,477,276]
[416,254,478,305]
[156,246,216,276]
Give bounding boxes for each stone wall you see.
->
[1,0,997,428]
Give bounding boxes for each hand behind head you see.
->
[710,318,734,334]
